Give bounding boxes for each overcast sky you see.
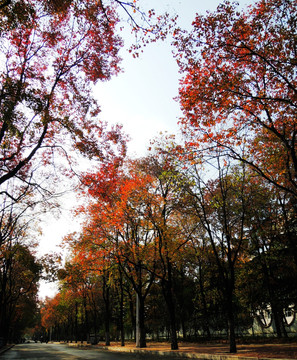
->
[38,0,256,299]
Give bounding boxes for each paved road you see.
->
[0,342,153,360]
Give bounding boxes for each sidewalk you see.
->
[68,340,297,359]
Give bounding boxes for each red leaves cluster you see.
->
[173,0,297,196]
[0,0,126,200]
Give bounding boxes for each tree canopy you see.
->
[174,0,297,197]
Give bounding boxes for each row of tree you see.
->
[41,0,297,353]
[0,198,41,345]
[0,0,163,346]
[41,143,297,352]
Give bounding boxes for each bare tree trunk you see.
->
[103,273,110,346]
[161,260,178,350]
[226,299,237,353]
[136,292,146,348]
[119,270,125,346]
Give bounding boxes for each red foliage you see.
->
[174,0,297,196]
[0,0,127,198]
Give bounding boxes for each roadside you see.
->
[67,340,297,359]
[0,344,14,355]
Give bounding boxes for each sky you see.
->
[94,0,235,157]
[38,0,255,299]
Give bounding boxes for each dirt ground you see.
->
[97,340,297,359]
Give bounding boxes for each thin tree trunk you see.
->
[119,272,125,346]
[161,262,178,351]
[103,275,110,346]
[198,260,211,339]
[227,300,237,353]
[128,290,135,340]
[75,302,78,343]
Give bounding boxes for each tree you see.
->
[174,2,297,341]
[41,292,71,342]
[45,149,297,344]
[174,0,297,198]
[136,153,189,350]
[186,232,217,339]
[77,148,195,350]
[183,154,253,353]
[0,240,41,344]
[76,159,157,347]
[236,181,297,338]
[0,0,174,203]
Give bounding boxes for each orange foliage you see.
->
[174,0,297,196]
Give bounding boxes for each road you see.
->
[0,342,157,360]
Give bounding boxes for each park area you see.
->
[1,0,297,354]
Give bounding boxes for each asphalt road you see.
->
[0,342,154,360]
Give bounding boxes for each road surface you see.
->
[0,342,156,359]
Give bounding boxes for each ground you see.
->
[69,339,297,359]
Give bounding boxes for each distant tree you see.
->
[41,293,69,341]
[0,241,41,344]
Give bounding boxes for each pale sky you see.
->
[38,0,256,299]
[94,0,240,157]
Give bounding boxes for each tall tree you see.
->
[135,145,194,350]
[184,154,252,353]
[83,160,156,347]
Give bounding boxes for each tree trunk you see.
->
[0,261,10,346]
[119,273,125,346]
[198,260,211,339]
[128,290,135,340]
[75,302,78,343]
[92,306,98,345]
[161,271,178,350]
[271,301,286,338]
[227,308,237,353]
[136,292,146,348]
[103,278,110,346]
[225,289,237,354]
[83,297,89,343]
[0,300,8,346]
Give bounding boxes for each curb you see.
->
[97,346,289,360]
[66,343,293,360]
[0,344,14,355]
